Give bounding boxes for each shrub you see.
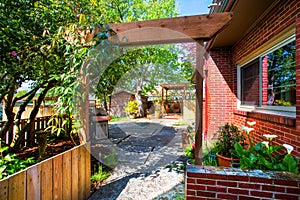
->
[124,100,138,116]
[90,164,110,182]
[213,123,245,158]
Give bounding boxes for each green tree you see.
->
[0,0,112,151]
[0,0,180,151]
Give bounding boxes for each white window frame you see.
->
[237,35,296,117]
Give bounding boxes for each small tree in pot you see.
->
[213,123,245,167]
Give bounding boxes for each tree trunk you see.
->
[9,81,56,152]
[0,88,15,139]
[135,91,144,117]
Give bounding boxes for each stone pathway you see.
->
[88,118,189,200]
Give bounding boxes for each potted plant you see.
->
[124,100,139,119]
[213,123,245,167]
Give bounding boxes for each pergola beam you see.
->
[109,12,233,45]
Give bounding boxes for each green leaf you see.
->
[282,154,299,173]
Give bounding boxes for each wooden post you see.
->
[166,89,168,114]
[80,62,90,143]
[194,40,204,165]
[161,87,164,115]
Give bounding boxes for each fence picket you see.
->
[53,155,63,200]
[41,159,53,200]
[8,171,26,200]
[78,146,86,200]
[26,165,41,200]
[85,144,91,199]
[1,116,70,148]
[62,151,72,200]
[0,178,8,200]
[71,147,79,200]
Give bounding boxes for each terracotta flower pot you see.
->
[216,152,239,167]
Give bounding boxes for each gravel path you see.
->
[89,159,186,200]
[88,119,188,200]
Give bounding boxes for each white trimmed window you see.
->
[238,36,296,112]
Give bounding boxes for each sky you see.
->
[175,0,211,16]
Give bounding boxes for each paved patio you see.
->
[89,117,189,200]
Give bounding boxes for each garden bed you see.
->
[14,135,80,162]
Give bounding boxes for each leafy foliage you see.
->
[0,0,113,151]
[90,164,110,182]
[235,142,298,173]
[124,100,139,115]
[185,143,195,160]
[0,147,35,180]
[213,123,244,158]
[234,122,298,173]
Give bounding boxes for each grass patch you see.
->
[109,116,128,122]
[90,164,111,182]
[172,119,186,126]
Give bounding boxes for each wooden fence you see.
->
[0,144,91,200]
[0,116,70,148]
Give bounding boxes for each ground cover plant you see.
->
[0,146,35,180]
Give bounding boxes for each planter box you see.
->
[186,165,300,199]
[0,144,91,200]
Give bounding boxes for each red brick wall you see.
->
[232,0,300,159]
[296,1,300,130]
[186,165,300,200]
[205,48,236,140]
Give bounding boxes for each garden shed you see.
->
[109,90,135,117]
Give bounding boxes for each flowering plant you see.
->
[185,143,195,160]
[234,121,298,173]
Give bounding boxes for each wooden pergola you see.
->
[160,83,187,115]
[85,12,233,165]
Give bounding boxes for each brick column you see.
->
[262,55,269,105]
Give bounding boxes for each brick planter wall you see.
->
[186,165,300,200]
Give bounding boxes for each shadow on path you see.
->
[88,119,188,200]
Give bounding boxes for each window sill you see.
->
[234,107,296,127]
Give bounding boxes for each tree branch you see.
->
[9,80,57,152]
[15,87,40,122]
